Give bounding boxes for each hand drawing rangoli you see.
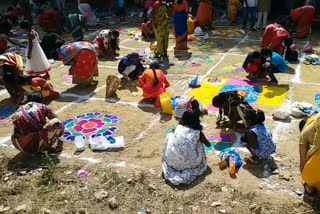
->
[168,55,213,69]
[188,77,288,108]
[221,63,245,74]
[62,112,120,142]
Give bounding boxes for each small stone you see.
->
[3,177,9,181]
[18,171,27,176]
[108,197,118,209]
[14,204,27,213]
[0,205,10,213]
[279,174,290,181]
[294,189,303,196]
[272,111,291,121]
[254,206,262,214]
[78,208,86,214]
[249,204,257,211]
[221,186,228,192]
[192,206,200,213]
[177,207,183,211]
[64,170,72,175]
[211,201,222,207]
[219,209,227,214]
[148,184,157,191]
[126,178,134,184]
[272,169,280,175]
[42,208,52,214]
[94,190,109,201]
[168,211,174,214]
[146,209,151,213]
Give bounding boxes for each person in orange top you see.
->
[173,0,189,50]
[138,62,170,101]
[290,5,316,38]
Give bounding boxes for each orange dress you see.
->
[197,0,213,28]
[138,69,170,98]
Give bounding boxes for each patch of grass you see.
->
[37,152,56,186]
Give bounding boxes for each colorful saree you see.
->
[153,1,169,56]
[64,14,87,41]
[174,0,189,50]
[0,53,24,100]
[290,5,316,38]
[12,102,64,155]
[261,24,290,56]
[58,41,98,84]
[197,0,213,28]
[138,68,170,98]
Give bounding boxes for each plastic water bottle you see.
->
[75,136,85,152]
[229,154,236,175]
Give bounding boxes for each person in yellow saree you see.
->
[299,113,320,195]
[152,0,169,57]
[173,0,189,50]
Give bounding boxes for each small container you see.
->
[229,154,236,175]
[75,136,85,152]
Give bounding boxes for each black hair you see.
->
[26,92,43,103]
[149,62,160,86]
[180,110,203,130]
[252,51,261,59]
[283,36,293,47]
[19,20,32,30]
[177,0,183,4]
[212,94,224,107]
[261,47,272,57]
[111,30,120,38]
[245,109,265,125]
[299,118,308,132]
[2,65,16,84]
[17,75,43,85]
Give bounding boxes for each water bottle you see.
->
[229,154,236,175]
[75,136,85,152]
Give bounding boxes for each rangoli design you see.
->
[212,28,245,37]
[220,63,245,74]
[168,55,213,69]
[62,112,120,142]
[191,39,223,50]
[189,77,288,108]
[204,132,236,152]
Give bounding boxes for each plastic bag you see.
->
[291,101,318,117]
[303,44,314,53]
[194,27,203,36]
[174,96,194,118]
[219,149,242,168]
[89,136,124,151]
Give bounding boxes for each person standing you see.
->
[173,0,189,50]
[152,0,169,58]
[241,0,258,31]
[256,0,271,30]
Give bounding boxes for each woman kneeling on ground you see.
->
[240,109,276,164]
[299,113,320,195]
[243,51,267,79]
[12,92,64,156]
[212,91,252,129]
[118,52,144,80]
[138,62,170,102]
[93,29,120,57]
[162,110,210,185]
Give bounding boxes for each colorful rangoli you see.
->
[204,132,236,152]
[189,77,288,108]
[220,63,245,74]
[62,112,120,142]
[212,28,245,37]
[191,39,223,50]
[168,55,213,69]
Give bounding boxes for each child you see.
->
[283,36,298,62]
[241,0,258,31]
[256,0,270,30]
[243,51,267,79]
[20,21,51,77]
[241,109,276,164]
[261,47,288,84]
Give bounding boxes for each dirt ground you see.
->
[0,17,320,214]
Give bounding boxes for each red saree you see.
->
[261,24,290,56]
[290,5,315,38]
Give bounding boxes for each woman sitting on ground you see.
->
[17,75,60,100]
[0,53,24,103]
[212,91,252,129]
[138,62,170,102]
[261,23,291,56]
[11,92,64,156]
[141,20,154,40]
[118,52,145,80]
[243,51,267,79]
[93,29,120,57]
[240,109,276,164]
[162,110,210,185]
[299,113,320,195]
[59,41,98,85]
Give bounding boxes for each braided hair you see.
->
[149,62,160,86]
